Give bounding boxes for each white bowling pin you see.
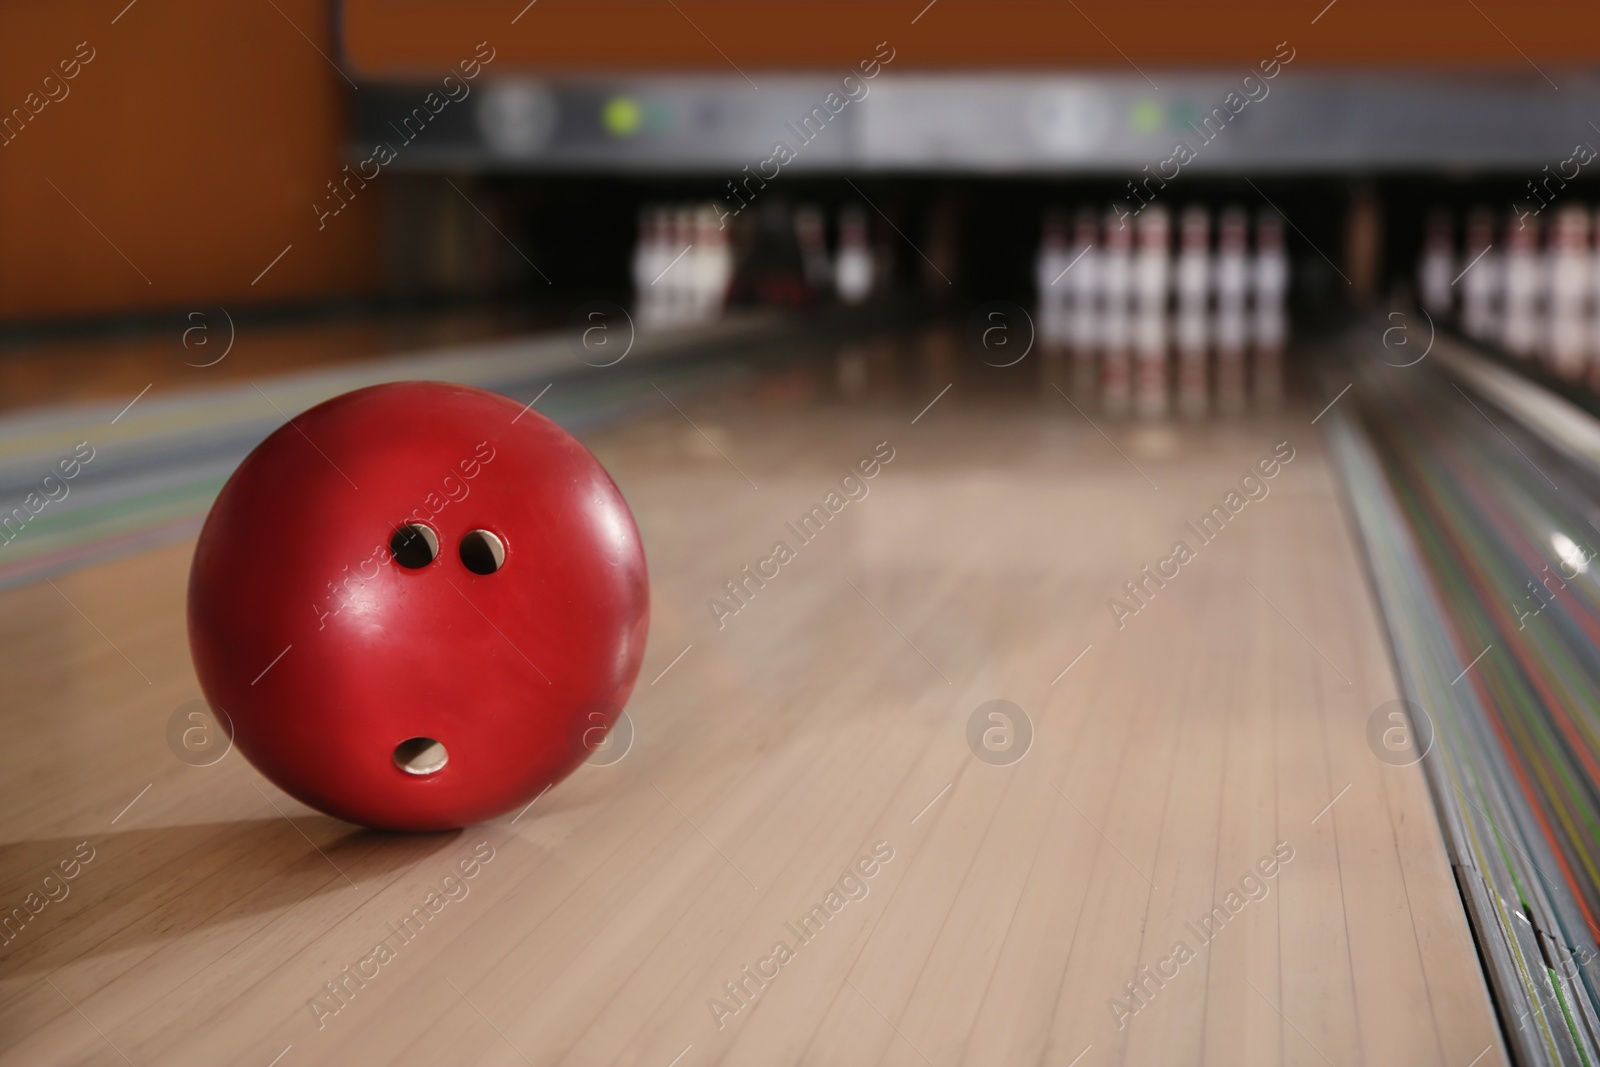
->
[835,205,873,305]
[1418,208,1455,320]
[1036,210,1069,348]
[1215,206,1249,311]
[1176,205,1211,313]
[1175,205,1210,418]
[1252,209,1289,408]
[1133,205,1170,417]
[1461,207,1500,342]
[694,204,733,322]
[1100,207,1133,415]
[1214,206,1249,415]
[1069,207,1101,395]
[1251,211,1289,313]
[634,206,669,330]
[1546,204,1589,378]
[686,207,711,323]
[1503,209,1542,358]
[669,206,697,328]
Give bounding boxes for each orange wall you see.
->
[0,0,378,323]
[345,0,1600,74]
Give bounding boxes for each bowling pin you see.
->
[1036,210,1069,349]
[684,206,708,323]
[631,206,654,325]
[1251,209,1289,409]
[1460,206,1501,342]
[1100,207,1133,415]
[1132,205,1171,418]
[695,204,733,322]
[1503,209,1542,358]
[669,206,698,328]
[1417,208,1455,320]
[835,205,873,305]
[1068,207,1101,399]
[835,342,870,400]
[1214,206,1249,415]
[1546,203,1590,379]
[634,206,669,330]
[1175,205,1211,418]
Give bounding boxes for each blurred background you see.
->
[12,5,1600,1064]
[4,1,1599,376]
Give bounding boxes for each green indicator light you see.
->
[1170,101,1198,130]
[603,96,642,137]
[1130,99,1162,134]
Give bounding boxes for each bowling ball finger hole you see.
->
[459,529,506,575]
[390,523,439,568]
[393,736,448,775]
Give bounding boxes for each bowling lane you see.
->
[0,308,851,593]
[0,330,1502,1066]
[0,307,548,417]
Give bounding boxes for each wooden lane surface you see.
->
[0,348,1503,1065]
[0,309,545,417]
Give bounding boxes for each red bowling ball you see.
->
[188,381,649,831]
